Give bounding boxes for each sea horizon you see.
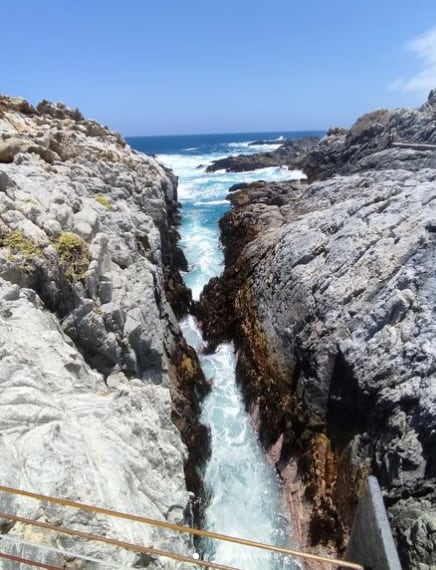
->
[126,129,324,138]
[127,129,325,156]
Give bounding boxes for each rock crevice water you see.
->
[198,93,436,569]
[0,94,208,568]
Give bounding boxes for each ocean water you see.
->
[128,131,319,298]
[128,132,318,568]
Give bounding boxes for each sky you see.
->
[2,0,436,135]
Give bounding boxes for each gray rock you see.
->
[0,94,202,568]
[200,138,436,566]
[0,136,58,164]
[206,136,320,173]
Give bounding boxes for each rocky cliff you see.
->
[198,92,436,569]
[208,90,436,181]
[0,95,208,568]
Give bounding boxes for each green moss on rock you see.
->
[0,230,43,259]
[54,232,90,281]
[94,194,112,210]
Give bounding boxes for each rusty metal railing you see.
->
[0,485,364,569]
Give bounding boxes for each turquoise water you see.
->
[128,132,311,568]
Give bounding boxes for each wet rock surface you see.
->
[0,95,207,568]
[198,94,436,569]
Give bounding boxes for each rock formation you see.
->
[206,136,320,173]
[0,95,208,568]
[206,89,436,180]
[198,92,436,569]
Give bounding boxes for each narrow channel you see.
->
[131,133,304,569]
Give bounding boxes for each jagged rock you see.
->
[0,278,191,565]
[207,88,436,184]
[297,90,436,181]
[0,94,207,568]
[198,94,436,569]
[206,136,320,172]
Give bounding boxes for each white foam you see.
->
[249,143,282,150]
[159,141,300,569]
[192,199,228,206]
[228,141,251,148]
[197,340,291,568]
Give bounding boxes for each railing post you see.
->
[344,476,402,570]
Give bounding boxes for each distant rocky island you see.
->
[1,90,436,570]
[198,91,436,569]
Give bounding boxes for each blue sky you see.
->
[2,0,436,135]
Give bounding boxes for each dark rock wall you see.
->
[197,94,436,569]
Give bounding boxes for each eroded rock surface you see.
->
[0,95,208,568]
[198,95,436,569]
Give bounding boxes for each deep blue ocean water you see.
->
[127,132,313,568]
[127,130,322,156]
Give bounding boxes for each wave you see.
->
[193,199,229,206]
[247,143,282,150]
[158,135,296,570]
[228,141,251,148]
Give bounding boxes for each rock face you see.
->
[0,95,208,568]
[297,93,436,181]
[198,94,436,569]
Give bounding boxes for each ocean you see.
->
[127,132,318,568]
[128,131,321,298]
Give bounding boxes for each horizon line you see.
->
[124,128,326,139]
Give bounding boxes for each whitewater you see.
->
[129,133,307,569]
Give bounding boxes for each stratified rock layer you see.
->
[0,95,208,568]
[198,94,436,569]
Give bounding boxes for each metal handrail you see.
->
[0,485,364,569]
[0,534,125,569]
[0,510,243,570]
[0,551,65,570]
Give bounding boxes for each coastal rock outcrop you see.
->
[207,89,436,183]
[298,90,436,181]
[198,95,436,569]
[206,136,320,173]
[0,95,208,568]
